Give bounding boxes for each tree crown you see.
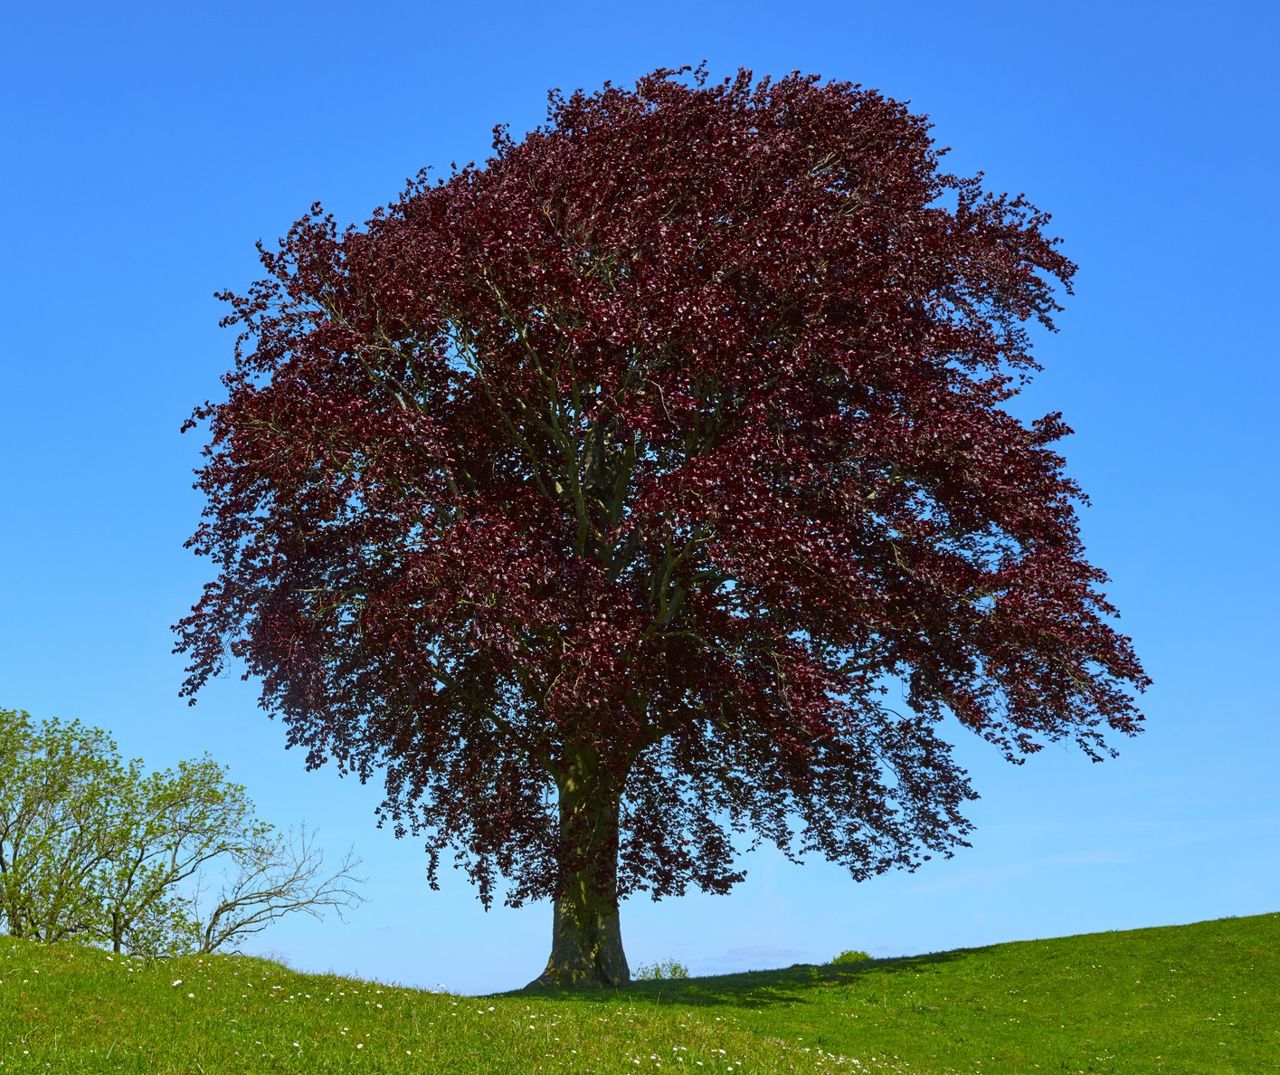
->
[179,67,1148,909]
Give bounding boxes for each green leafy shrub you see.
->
[830,949,872,965]
[633,958,690,980]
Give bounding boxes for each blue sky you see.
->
[1,1,1276,994]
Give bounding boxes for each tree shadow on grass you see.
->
[502,947,979,1010]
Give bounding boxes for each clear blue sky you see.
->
[1,1,1276,995]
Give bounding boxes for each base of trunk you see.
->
[524,892,629,990]
[528,746,631,990]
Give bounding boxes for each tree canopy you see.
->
[178,67,1148,986]
[0,708,363,956]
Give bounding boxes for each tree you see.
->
[190,825,363,954]
[94,757,267,955]
[177,67,1149,988]
[0,710,122,943]
[0,708,363,957]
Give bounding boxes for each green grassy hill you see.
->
[0,913,1275,1073]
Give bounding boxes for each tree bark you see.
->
[526,748,629,989]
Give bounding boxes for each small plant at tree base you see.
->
[633,959,690,981]
[830,949,873,965]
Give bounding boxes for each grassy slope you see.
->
[0,913,1275,1073]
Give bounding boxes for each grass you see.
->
[0,912,1275,1072]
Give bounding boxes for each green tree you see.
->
[0,709,122,943]
[0,707,364,956]
[94,757,267,955]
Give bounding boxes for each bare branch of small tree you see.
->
[194,825,365,954]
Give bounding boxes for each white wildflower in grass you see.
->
[171,979,182,987]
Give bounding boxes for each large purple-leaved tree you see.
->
[177,67,1148,988]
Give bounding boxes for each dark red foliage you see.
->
[178,68,1148,911]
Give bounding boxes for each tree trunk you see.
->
[526,748,629,989]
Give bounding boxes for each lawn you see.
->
[0,913,1274,1072]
